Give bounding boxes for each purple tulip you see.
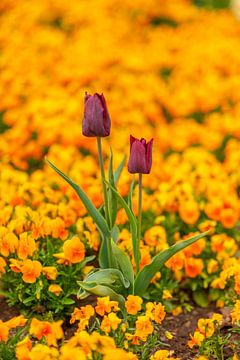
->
[82,93,111,137]
[128,135,153,174]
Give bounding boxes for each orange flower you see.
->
[42,266,58,280]
[140,248,152,269]
[188,331,204,348]
[9,258,23,272]
[125,295,143,315]
[16,336,32,360]
[144,226,167,248]
[21,259,42,283]
[48,284,63,296]
[70,305,95,324]
[5,315,27,329]
[220,208,238,229]
[184,257,204,278]
[0,257,6,273]
[63,236,85,264]
[17,232,36,260]
[29,318,63,346]
[0,320,9,342]
[179,201,200,225]
[146,302,166,324]
[95,297,118,316]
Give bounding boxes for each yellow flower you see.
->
[188,331,205,348]
[100,312,121,333]
[16,336,32,360]
[150,349,180,360]
[28,344,59,360]
[59,346,86,360]
[135,315,154,340]
[162,290,172,300]
[197,319,215,338]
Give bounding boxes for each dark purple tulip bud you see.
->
[82,93,111,137]
[128,135,153,174]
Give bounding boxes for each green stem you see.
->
[97,137,113,267]
[136,173,142,273]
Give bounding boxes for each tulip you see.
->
[128,135,153,273]
[128,135,153,174]
[82,92,111,137]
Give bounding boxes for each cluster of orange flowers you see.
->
[0,296,179,360]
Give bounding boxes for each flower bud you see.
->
[82,92,111,137]
[128,135,153,174]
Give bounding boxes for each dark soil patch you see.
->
[0,296,19,321]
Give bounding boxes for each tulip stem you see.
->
[137,173,142,273]
[97,137,113,267]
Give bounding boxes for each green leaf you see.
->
[99,241,109,268]
[105,181,139,272]
[128,178,135,212]
[46,159,111,266]
[193,290,209,308]
[114,154,126,184]
[77,255,95,270]
[111,225,120,243]
[108,147,118,227]
[134,231,209,296]
[111,240,134,288]
[80,268,130,291]
[78,283,126,316]
[46,158,111,239]
[61,298,76,305]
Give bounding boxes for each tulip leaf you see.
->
[111,225,120,243]
[46,159,111,241]
[79,268,130,293]
[128,178,135,211]
[111,239,134,288]
[114,154,126,184]
[105,181,139,272]
[99,240,110,268]
[134,231,209,296]
[78,283,126,316]
[108,147,118,227]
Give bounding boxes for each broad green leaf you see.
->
[108,147,118,227]
[193,290,209,308]
[46,158,111,239]
[78,268,130,294]
[99,240,109,268]
[134,231,209,296]
[111,225,120,243]
[105,181,139,272]
[128,178,135,212]
[78,284,126,316]
[111,240,134,288]
[114,155,126,184]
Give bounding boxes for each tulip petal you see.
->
[128,140,148,174]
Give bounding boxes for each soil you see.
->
[1,296,239,360]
